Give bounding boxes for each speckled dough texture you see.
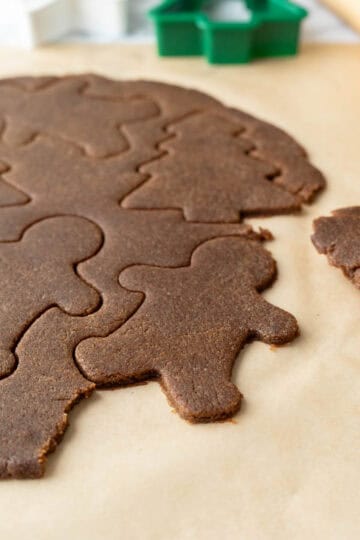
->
[0,73,324,478]
[78,237,298,422]
[312,207,360,289]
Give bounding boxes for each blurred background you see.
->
[0,0,358,49]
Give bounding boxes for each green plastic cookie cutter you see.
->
[149,0,307,64]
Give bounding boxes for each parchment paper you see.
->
[0,43,359,540]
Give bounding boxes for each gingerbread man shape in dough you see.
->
[77,236,298,422]
[0,216,102,378]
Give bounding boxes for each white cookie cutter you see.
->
[0,0,129,48]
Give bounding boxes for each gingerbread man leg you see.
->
[76,327,155,386]
[161,365,242,422]
[158,329,247,422]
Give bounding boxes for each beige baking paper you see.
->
[0,43,359,540]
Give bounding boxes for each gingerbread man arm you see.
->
[247,296,299,344]
[119,264,172,293]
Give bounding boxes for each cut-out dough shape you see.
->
[0,216,102,378]
[122,111,324,222]
[312,207,360,289]
[0,76,159,157]
[77,237,298,422]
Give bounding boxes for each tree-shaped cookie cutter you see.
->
[149,0,307,64]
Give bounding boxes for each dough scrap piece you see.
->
[312,207,360,289]
[77,237,298,422]
[0,216,102,378]
[122,110,324,222]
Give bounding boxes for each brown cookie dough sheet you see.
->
[0,73,320,476]
[0,43,359,540]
